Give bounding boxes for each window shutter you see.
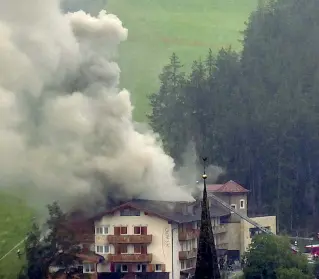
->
[141,245,147,254]
[114,227,120,235]
[141,226,147,235]
[115,245,121,255]
[134,244,140,254]
[162,264,166,272]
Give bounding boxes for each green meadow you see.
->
[107,0,257,121]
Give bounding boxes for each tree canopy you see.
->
[243,234,311,279]
[148,0,319,233]
[18,202,80,279]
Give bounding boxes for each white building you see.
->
[68,180,276,279]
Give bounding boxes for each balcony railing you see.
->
[179,248,197,260]
[107,235,152,244]
[178,229,199,241]
[107,253,152,263]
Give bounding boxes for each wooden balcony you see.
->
[179,248,197,260]
[178,229,199,241]
[107,253,152,263]
[107,234,152,244]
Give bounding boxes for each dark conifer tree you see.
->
[17,202,81,279]
[194,158,221,279]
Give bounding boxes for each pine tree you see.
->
[18,202,81,279]
[194,158,221,279]
[43,202,80,278]
[148,53,188,163]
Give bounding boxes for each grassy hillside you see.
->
[107,0,258,121]
[0,192,32,278]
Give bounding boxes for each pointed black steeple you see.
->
[194,157,221,279]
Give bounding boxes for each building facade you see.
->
[61,180,276,279]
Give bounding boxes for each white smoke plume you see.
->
[0,0,194,213]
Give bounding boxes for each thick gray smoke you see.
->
[176,142,225,197]
[0,0,194,213]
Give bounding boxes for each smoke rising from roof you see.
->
[0,0,195,214]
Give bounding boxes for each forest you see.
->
[148,0,319,235]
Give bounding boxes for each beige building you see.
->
[68,180,276,279]
[207,180,277,259]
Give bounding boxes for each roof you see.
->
[93,199,230,224]
[207,180,249,193]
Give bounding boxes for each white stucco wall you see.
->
[94,210,173,273]
[171,223,180,279]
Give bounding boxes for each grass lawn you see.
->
[107,0,258,121]
[0,192,33,278]
[0,1,257,277]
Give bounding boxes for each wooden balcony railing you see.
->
[107,253,152,263]
[179,248,197,260]
[178,229,199,241]
[107,234,152,244]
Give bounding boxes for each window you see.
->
[230,204,237,213]
[96,245,104,253]
[120,244,128,254]
[104,245,110,253]
[121,264,128,272]
[83,263,95,273]
[120,226,128,235]
[96,245,109,254]
[192,239,196,249]
[103,226,109,234]
[240,199,245,209]
[155,264,162,272]
[134,226,141,235]
[186,259,192,269]
[120,208,140,216]
[133,244,147,254]
[95,227,103,234]
[181,261,185,270]
[95,226,109,235]
[134,244,141,254]
[136,264,142,272]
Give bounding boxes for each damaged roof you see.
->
[92,199,230,224]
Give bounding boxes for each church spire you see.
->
[194,157,221,279]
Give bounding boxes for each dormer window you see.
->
[120,208,140,216]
